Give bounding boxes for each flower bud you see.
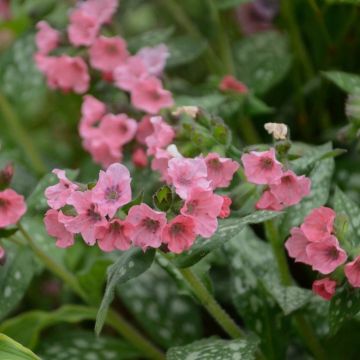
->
[264,122,288,140]
[0,163,14,190]
[172,106,200,119]
[0,246,6,266]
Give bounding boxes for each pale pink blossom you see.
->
[151,148,173,183]
[79,95,106,139]
[45,169,78,210]
[344,256,360,288]
[168,157,210,199]
[145,116,175,155]
[285,227,312,265]
[136,115,154,145]
[35,21,60,54]
[269,170,311,206]
[131,76,174,114]
[125,203,166,249]
[241,148,283,185]
[79,0,118,25]
[83,140,122,168]
[219,75,248,94]
[162,215,196,254]
[44,209,74,248]
[301,206,336,242]
[0,189,26,228]
[89,36,129,73]
[137,44,169,76]
[62,190,107,245]
[114,56,148,91]
[132,148,148,168]
[180,188,223,238]
[312,278,337,300]
[205,153,239,189]
[256,190,284,211]
[306,236,347,274]
[95,218,132,252]
[219,195,232,219]
[92,163,132,218]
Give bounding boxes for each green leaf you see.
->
[0,227,18,239]
[234,31,292,94]
[167,36,208,67]
[279,144,335,240]
[333,187,360,247]
[167,337,259,360]
[325,0,360,5]
[118,263,202,348]
[244,93,274,116]
[153,185,173,212]
[0,333,40,360]
[36,330,140,360]
[329,285,360,334]
[95,248,155,335]
[323,71,360,94]
[175,94,226,112]
[173,210,282,268]
[216,0,252,9]
[0,243,35,321]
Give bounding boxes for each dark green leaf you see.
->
[323,71,360,94]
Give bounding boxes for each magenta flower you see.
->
[62,190,107,245]
[219,75,248,94]
[269,170,311,206]
[301,206,336,242]
[256,190,284,211]
[95,218,132,252]
[219,195,232,219]
[168,157,210,199]
[131,76,174,114]
[89,36,129,73]
[162,215,196,254]
[205,153,239,189]
[306,236,347,274]
[241,148,283,185]
[285,227,312,265]
[145,116,175,155]
[125,203,166,249]
[312,278,337,301]
[45,169,78,210]
[181,188,223,238]
[92,163,132,218]
[345,256,360,288]
[137,44,169,77]
[0,189,26,228]
[44,209,74,248]
[35,21,60,55]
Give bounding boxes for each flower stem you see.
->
[264,220,327,360]
[0,93,47,176]
[18,223,165,360]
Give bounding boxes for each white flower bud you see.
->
[264,122,288,140]
[171,106,200,118]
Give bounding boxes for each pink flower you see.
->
[125,203,166,249]
[344,256,360,288]
[219,195,232,219]
[79,0,118,25]
[131,76,174,114]
[132,148,148,168]
[95,218,132,252]
[181,188,223,238]
[136,115,154,145]
[62,190,107,245]
[306,236,347,274]
[44,209,74,248]
[256,190,284,211]
[35,21,60,54]
[83,140,122,169]
[137,44,169,76]
[205,153,239,189]
[301,206,336,242]
[151,148,173,183]
[241,148,283,185]
[79,95,106,139]
[285,227,312,265]
[92,163,132,218]
[36,55,90,94]
[99,113,137,148]
[67,9,99,47]
[0,189,26,228]
[145,116,175,155]
[162,215,196,254]
[269,170,311,206]
[312,278,337,301]
[45,169,78,210]
[168,157,210,199]
[89,36,129,73]
[219,75,248,94]
[114,56,148,91]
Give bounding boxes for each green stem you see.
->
[0,93,47,176]
[240,116,261,145]
[179,267,244,339]
[264,221,326,360]
[18,223,165,360]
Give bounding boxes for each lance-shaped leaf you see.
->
[0,334,40,360]
[323,71,360,94]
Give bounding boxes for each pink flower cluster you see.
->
[44,152,238,254]
[34,0,173,105]
[241,148,311,210]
